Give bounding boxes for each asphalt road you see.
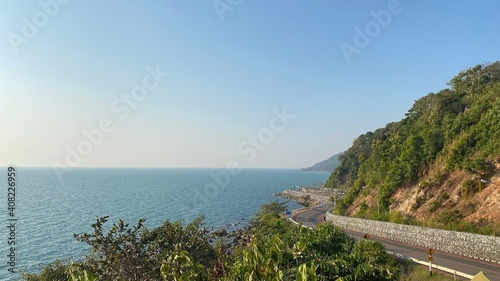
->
[293,205,500,280]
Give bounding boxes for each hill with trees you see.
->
[301,153,343,172]
[326,62,500,235]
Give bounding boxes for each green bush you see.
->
[460,179,476,199]
[439,192,450,201]
[22,215,221,281]
[439,210,463,225]
[428,201,441,212]
[413,196,426,210]
[21,260,70,281]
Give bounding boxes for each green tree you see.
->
[325,61,500,230]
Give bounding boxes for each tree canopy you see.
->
[327,62,500,217]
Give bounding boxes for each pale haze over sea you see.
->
[1,2,499,169]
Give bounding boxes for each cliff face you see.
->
[348,166,500,223]
[327,62,500,233]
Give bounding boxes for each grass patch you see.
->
[398,262,456,281]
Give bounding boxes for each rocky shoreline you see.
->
[210,223,252,255]
[274,187,334,207]
[210,187,338,254]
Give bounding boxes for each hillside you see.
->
[326,62,500,235]
[301,152,342,172]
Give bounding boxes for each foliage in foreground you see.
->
[23,201,406,280]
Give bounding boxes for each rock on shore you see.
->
[274,188,332,206]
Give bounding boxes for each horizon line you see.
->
[0,165,331,171]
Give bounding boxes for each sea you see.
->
[0,167,330,280]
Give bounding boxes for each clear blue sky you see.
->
[1,1,499,169]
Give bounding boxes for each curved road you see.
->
[294,205,500,280]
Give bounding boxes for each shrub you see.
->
[460,179,476,199]
[439,192,450,201]
[74,215,218,281]
[21,260,70,281]
[428,201,441,212]
[439,210,463,225]
[412,196,426,210]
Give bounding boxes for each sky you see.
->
[0,0,499,169]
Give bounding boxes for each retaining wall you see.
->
[325,213,500,263]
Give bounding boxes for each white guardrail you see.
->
[386,250,475,280]
[289,210,486,280]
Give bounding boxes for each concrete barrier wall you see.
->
[325,213,500,263]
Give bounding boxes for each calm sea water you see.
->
[0,168,329,280]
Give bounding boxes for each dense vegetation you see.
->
[326,62,500,232]
[23,202,411,280]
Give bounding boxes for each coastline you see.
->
[274,186,333,207]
